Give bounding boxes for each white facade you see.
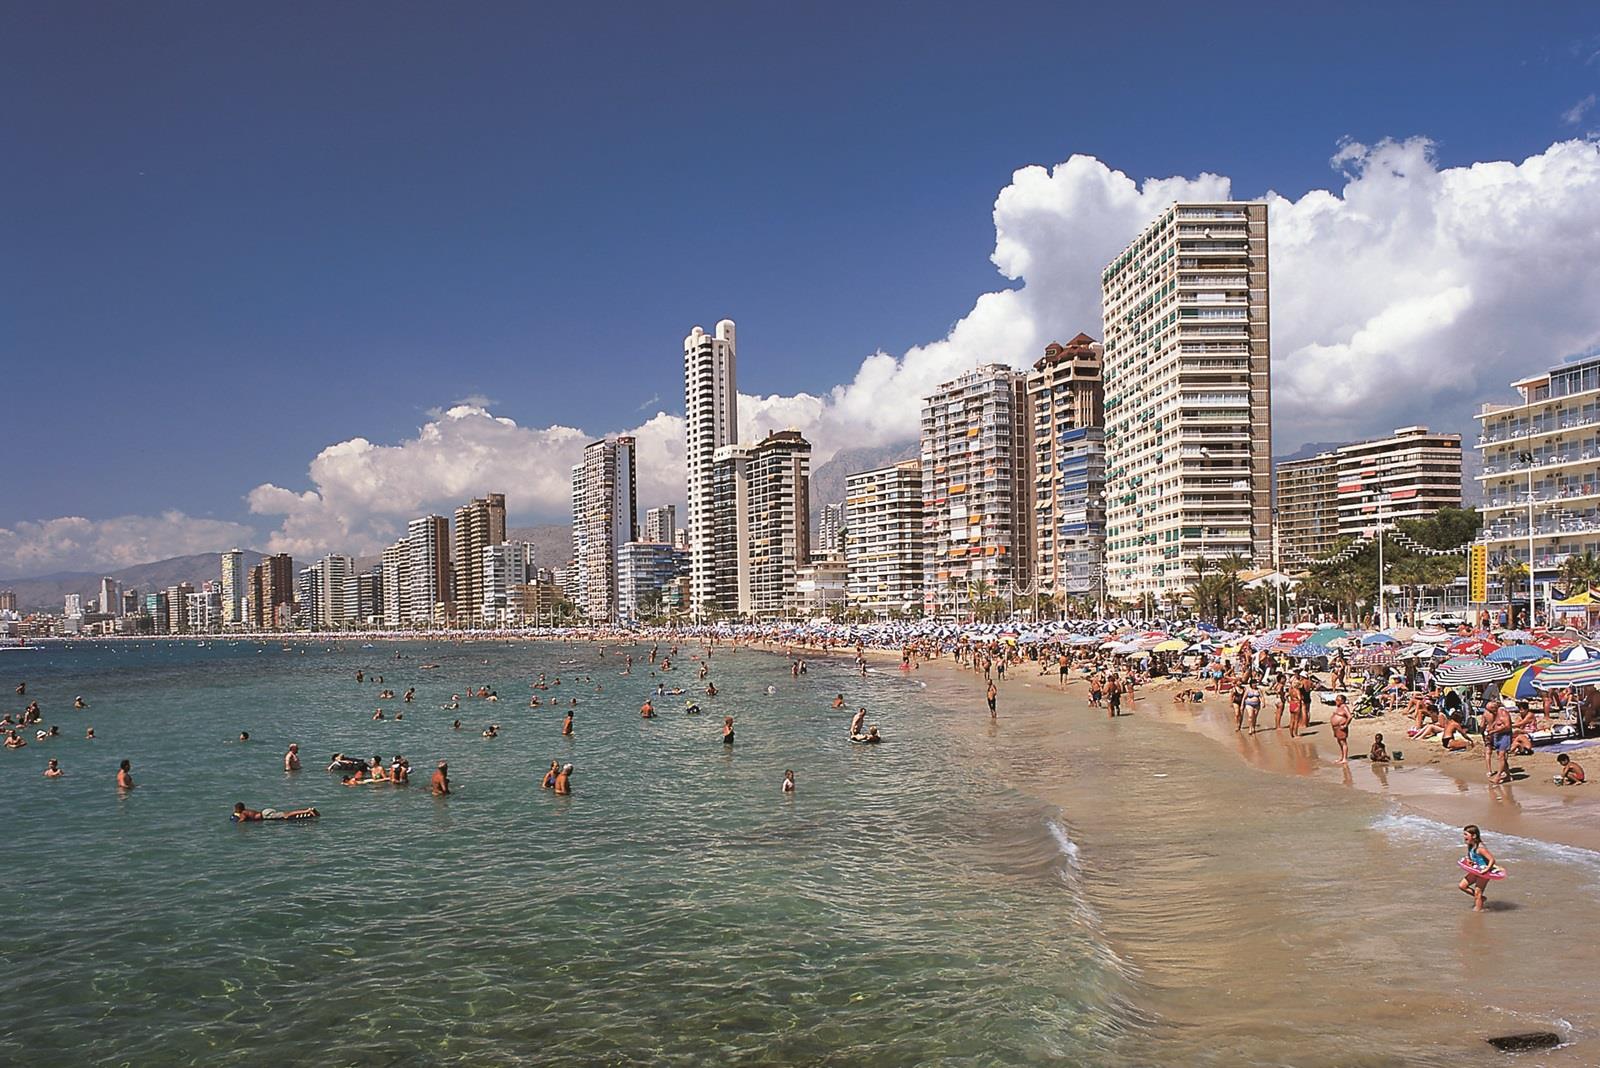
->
[684,320,739,617]
[406,515,450,624]
[817,502,845,559]
[1100,202,1272,602]
[381,539,411,627]
[572,436,637,623]
[64,593,83,618]
[845,460,924,618]
[482,541,537,623]
[220,549,246,626]
[99,577,122,618]
[643,505,676,545]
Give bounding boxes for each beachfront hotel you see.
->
[844,459,924,618]
[406,515,451,625]
[710,429,812,619]
[1025,335,1106,599]
[1477,348,1600,599]
[1275,427,1463,562]
[453,493,507,627]
[920,365,1031,617]
[380,538,410,627]
[684,320,739,619]
[572,436,638,624]
[219,548,245,626]
[1100,201,1273,603]
[481,540,537,624]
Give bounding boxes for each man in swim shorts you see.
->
[284,743,300,772]
[431,761,450,796]
[117,759,134,790]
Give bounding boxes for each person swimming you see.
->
[45,759,63,778]
[554,763,573,795]
[640,700,655,718]
[722,716,735,745]
[782,769,795,793]
[850,707,867,736]
[542,759,560,790]
[562,711,574,736]
[232,802,318,821]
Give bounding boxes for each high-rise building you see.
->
[684,320,739,618]
[350,568,383,626]
[711,430,811,619]
[617,541,689,621]
[300,554,353,630]
[920,365,1031,618]
[166,583,194,633]
[673,527,688,550]
[120,589,140,617]
[1476,352,1600,604]
[572,437,637,623]
[248,553,294,630]
[816,502,845,560]
[99,577,122,618]
[453,493,506,628]
[845,459,925,619]
[220,548,246,626]
[482,541,537,624]
[1026,335,1106,598]
[407,515,451,625]
[144,591,170,634]
[643,505,676,545]
[1275,427,1463,564]
[1100,202,1272,602]
[0,590,16,612]
[64,594,84,618]
[381,539,411,627]
[187,585,222,632]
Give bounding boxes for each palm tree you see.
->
[966,578,994,623]
[1496,559,1528,604]
[1216,552,1251,619]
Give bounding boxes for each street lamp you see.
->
[1517,449,1537,628]
[1375,492,1390,630]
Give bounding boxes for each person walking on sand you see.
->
[1330,695,1352,764]
[1457,825,1498,912]
[986,680,998,719]
[1106,673,1124,718]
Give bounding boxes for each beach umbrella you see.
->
[1359,632,1399,646]
[1152,638,1188,653]
[1448,636,1500,656]
[1532,634,1573,652]
[1250,630,1283,651]
[1485,644,1554,665]
[1560,644,1600,662]
[1500,663,1550,701]
[1310,626,1350,642]
[1353,650,1399,668]
[1287,640,1333,659]
[1435,658,1511,686]
[1412,625,1450,644]
[1498,629,1536,643]
[1533,659,1600,690]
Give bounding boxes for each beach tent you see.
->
[1485,644,1553,665]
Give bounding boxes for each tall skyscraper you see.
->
[572,436,638,623]
[407,515,451,625]
[166,583,195,633]
[684,320,739,618]
[643,505,676,545]
[302,553,353,629]
[0,590,16,612]
[711,430,811,618]
[920,365,1031,618]
[845,459,924,618]
[1026,335,1106,597]
[453,493,506,628]
[98,577,122,618]
[816,503,845,560]
[249,553,295,630]
[64,594,84,618]
[381,538,411,627]
[350,568,384,626]
[1100,202,1272,603]
[220,548,246,626]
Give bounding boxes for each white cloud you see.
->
[1563,92,1596,125]
[0,512,257,577]
[244,137,1600,558]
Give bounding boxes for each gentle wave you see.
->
[1371,808,1600,876]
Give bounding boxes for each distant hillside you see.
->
[808,441,920,550]
[508,524,574,567]
[1272,440,1351,468]
[0,550,265,614]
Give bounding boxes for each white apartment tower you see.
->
[482,541,537,624]
[220,548,246,626]
[1100,202,1272,603]
[380,539,411,627]
[571,436,638,623]
[711,430,811,618]
[684,320,739,618]
[920,365,1031,617]
[845,459,924,618]
[643,505,676,545]
[406,515,451,625]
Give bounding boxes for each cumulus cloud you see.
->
[0,512,257,578]
[245,136,1600,557]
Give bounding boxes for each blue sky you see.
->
[4,3,1600,572]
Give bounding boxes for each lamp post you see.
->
[1375,492,1390,630]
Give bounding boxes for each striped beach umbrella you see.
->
[1287,640,1333,659]
[1486,643,1554,665]
[1435,658,1511,686]
[1353,649,1399,668]
[1533,659,1600,691]
[1500,663,1550,701]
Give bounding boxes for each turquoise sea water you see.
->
[7,639,1600,1067]
[1,641,1131,1066]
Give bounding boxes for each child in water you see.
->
[1457,825,1498,912]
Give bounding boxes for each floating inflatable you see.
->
[1458,858,1506,880]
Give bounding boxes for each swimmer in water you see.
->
[562,711,573,736]
[284,743,300,771]
[640,700,655,718]
[74,696,87,709]
[706,682,718,697]
[117,759,134,790]
[850,707,867,736]
[832,694,845,709]
[483,724,500,738]
[372,709,385,721]
[85,727,95,740]
[431,761,450,796]
[452,719,462,730]
[232,802,319,821]
[45,759,63,778]
[542,760,559,790]
[554,763,573,795]
[239,731,250,742]
[723,716,735,745]
[782,769,795,793]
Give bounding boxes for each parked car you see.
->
[1419,611,1468,629]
